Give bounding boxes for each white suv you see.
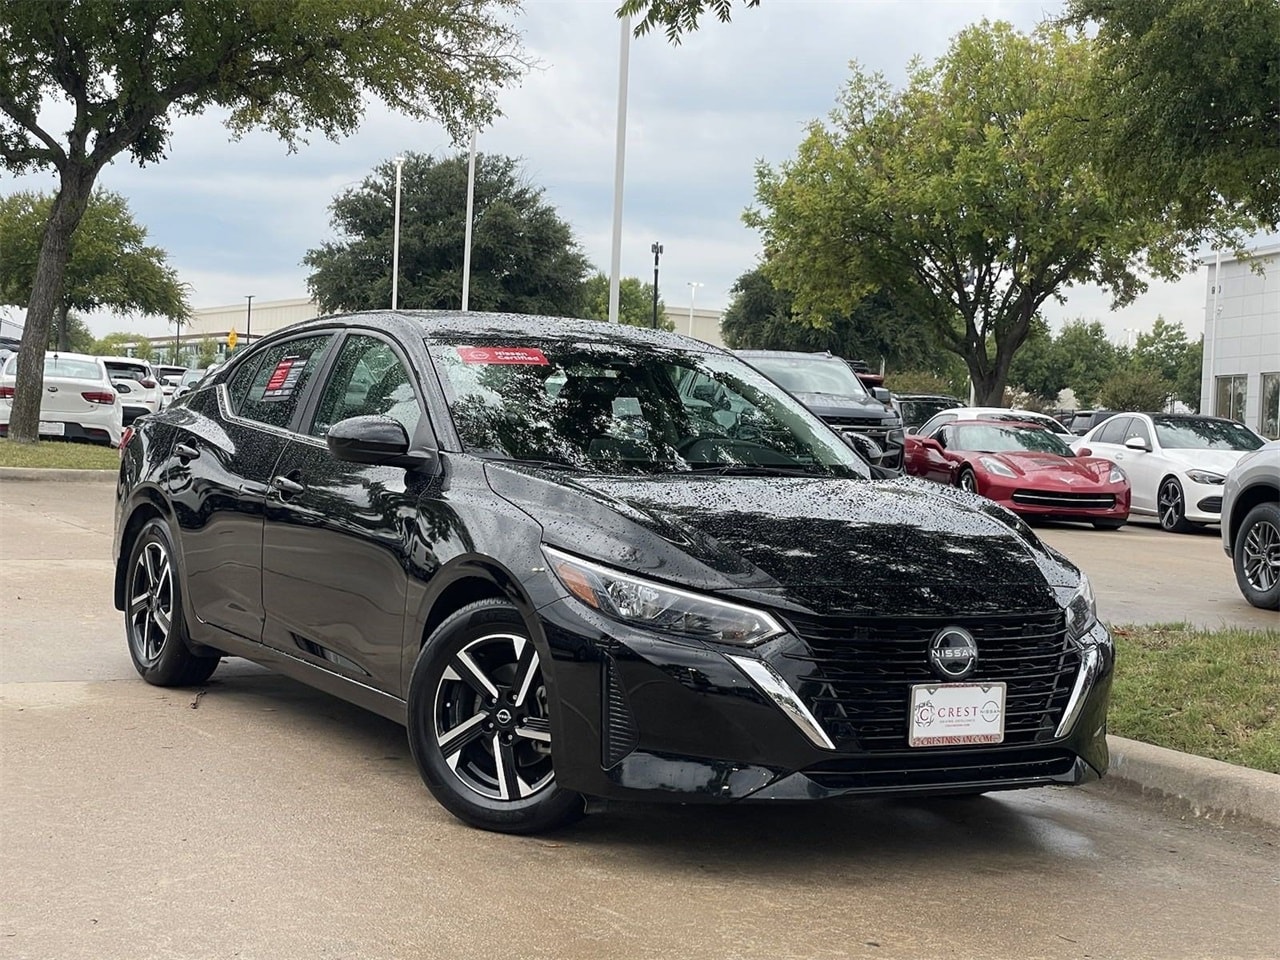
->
[1222,440,1280,609]
[101,357,162,424]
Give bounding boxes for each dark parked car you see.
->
[114,312,1113,833]
[1068,410,1117,436]
[894,394,963,433]
[735,350,905,470]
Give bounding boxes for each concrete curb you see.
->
[1106,734,1280,829]
[0,467,117,483]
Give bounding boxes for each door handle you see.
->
[272,475,306,497]
[174,443,200,461]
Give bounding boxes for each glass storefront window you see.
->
[1261,373,1280,439]
[1215,374,1248,422]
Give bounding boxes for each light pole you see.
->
[608,16,631,324]
[650,241,663,329]
[244,295,253,348]
[392,154,405,310]
[461,132,477,311]
[686,282,703,337]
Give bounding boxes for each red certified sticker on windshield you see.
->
[457,346,548,365]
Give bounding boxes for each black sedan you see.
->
[114,311,1113,833]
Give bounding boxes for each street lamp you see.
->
[686,281,703,337]
[244,295,253,347]
[392,154,405,310]
[650,241,663,329]
[461,132,477,311]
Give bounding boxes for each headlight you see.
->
[1185,469,1225,485]
[1108,466,1126,484]
[979,456,1016,478]
[1064,574,1098,642]
[543,546,784,646]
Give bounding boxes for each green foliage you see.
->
[132,339,155,362]
[1,0,526,442]
[885,370,968,399]
[305,152,590,317]
[1067,0,1280,232]
[197,337,219,369]
[1097,367,1172,412]
[46,314,95,353]
[92,331,144,356]
[1174,337,1203,412]
[617,0,761,42]
[1054,320,1123,408]
[719,265,961,376]
[0,190,189,332]
[748,22,1188,405]
[580,273,670,330]
[1007,316,1064,404]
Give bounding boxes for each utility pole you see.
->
[650,242,663,329]
[391,155,405,310]
[245,295,254,348]
[608,17,631,323]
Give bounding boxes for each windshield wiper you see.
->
[685,463,828,477]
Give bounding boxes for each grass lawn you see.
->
[0,437,119,469]
[1109,623,1280,774]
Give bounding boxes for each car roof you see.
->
[735,349,839,359]
[42,351,104,363]
[284,310,731,353]
[100,355,151,365]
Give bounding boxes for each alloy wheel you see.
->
[1241,519,1280,593]
[129,540,173,666]
[959,470,978,493]
[433,632,555,802]
[1158,480,1183,530]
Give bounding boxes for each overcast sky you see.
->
[3,0,1226,343]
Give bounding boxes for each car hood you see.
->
[1161,448,1253,475]
[980,451,1116,483]
[486,466,1077,618]
[792,393,896,422]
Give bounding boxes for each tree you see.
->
[1067,0,1280,232]
[1007,317,1066,405]
[1,189,189,350]
[747,23,1187,404]
[45,313,95,354]
[1054,320,1123,408]
[92,331,144,357]
[581,273,670,330]
[617,0,761,42]
[1174,337,1203,413]
[0,1,525,443]
[305,152,590,317]
[720,265,962,375]
[197,337,219,369]
[1097,368,1172,413]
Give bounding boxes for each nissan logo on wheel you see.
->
[928,627,978,680]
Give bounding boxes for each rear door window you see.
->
[228,335,333,431]
[1095,416,1130,445]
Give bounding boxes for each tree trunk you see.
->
[8,167,97,443]
[56,303,70,352]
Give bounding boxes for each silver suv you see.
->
[1222,439,1280,610]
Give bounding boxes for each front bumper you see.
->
[538,598,1112,804]
[1183,477,1227,524]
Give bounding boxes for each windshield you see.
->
[952,423,1074,456]
[745,355,870,399]
[1154,418,1264,451]
[427,339,871,478]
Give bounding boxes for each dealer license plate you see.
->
[38,421,65,436]
[909,682,1006,747]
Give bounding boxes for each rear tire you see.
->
[406,599,584,834]
[1233,502,1280,610]
[125,518,220,686]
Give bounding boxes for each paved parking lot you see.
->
[2,479,1278,960]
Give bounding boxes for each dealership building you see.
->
[1201,243,1280,439]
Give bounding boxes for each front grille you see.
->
[1196,496,1223,513]
[824,415,889,429]
[782,610,1078,752]
[1011,490,1116,510]
[802,747,1077,789]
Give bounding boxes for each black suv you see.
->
[1068,410,1116,436]
[736,350,906,470]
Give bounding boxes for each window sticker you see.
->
[456,346,549,366]
[262,356,306,400]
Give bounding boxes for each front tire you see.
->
[1157,477,1196,533]
[957,467,980,495]
[406,599,584,834]
[125,518,220,686]
[1233,502,1280,610]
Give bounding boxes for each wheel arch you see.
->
[414,556,542,650]
[113,489,177,611]
[1229,482,1280,548]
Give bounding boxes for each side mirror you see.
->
[872,387,891,404]
[843,432,885,465]
[1076,447,1093,458]
[1124,436,1150,452]
[919,437,944,452]
[326,415,433,469]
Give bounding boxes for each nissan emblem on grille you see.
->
[928,627,978,680]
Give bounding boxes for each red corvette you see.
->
[904,420,1131,528]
